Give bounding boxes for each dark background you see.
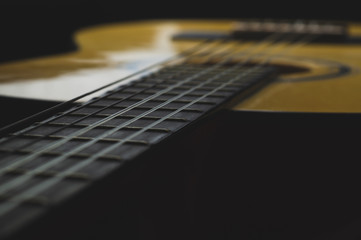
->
[0,2,359,63]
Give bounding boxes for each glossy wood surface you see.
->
[1,19,361,113]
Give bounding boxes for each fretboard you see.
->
[0,62,274,238]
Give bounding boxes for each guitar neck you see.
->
[0,60,275,238]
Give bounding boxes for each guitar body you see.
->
[1,19,361,113]
[1,20,361,240]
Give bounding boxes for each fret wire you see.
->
[3,36,288,156]
[0,32,292,208]
[0,25,315,216]
[0,78,156,159]
[0,59,213,165]
[0,43,270,208]
[72,66,265,161]
[0,39,216,145]
[0,65,268,215]
[8,31,316,206]
[0,40,228,152]
[0,50,278,206]
[0,53,248,172]
[0,40,249,175]
[0,74,140,142]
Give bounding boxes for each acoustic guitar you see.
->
[1,19,361,240]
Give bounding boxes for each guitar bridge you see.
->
[172,19,350,43]
[231,19,348,43]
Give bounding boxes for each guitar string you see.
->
[0,41,240,169]
[39,34,313,167]
[0,33,282,174]
[0,29,317,216]
[0,40,235,164]
[0,41,261,203]
[0,41,316,220]
[0,24,316,216]
[0,21,328,163]
[0,40,270,200]
[0,33,289,214]
[0,39,218,145]
[0,29,308,193]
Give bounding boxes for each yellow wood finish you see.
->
[1,19,361,113]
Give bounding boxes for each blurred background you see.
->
[0,2,358,63]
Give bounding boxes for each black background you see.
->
[0,2,359,63]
